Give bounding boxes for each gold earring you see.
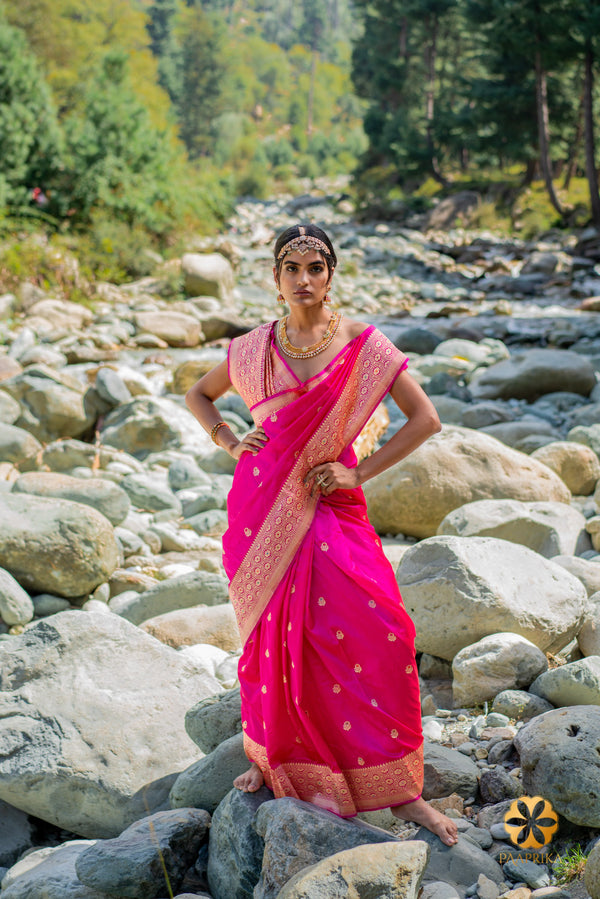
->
[277,293,285,304]
[324,294,331,305]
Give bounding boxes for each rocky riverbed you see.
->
[1,191,600,897]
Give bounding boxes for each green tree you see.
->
[465,0,574,210]
[175,7,229,158]
[147,0,183,103]
[0,18,63,210]
[63,49,181,231]
[352,0,462,183]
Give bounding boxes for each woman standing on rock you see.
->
[186,224,458,846]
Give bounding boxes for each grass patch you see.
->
[553,843,588,884]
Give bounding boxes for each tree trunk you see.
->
[425,14,448,187]
[534,48,564,216]
[584,40,600,225]
[563,83,584,190]
[522,158,537,186]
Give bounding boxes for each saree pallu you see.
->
[222,322,423,817]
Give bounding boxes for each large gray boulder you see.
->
[169,732,248,814]
[469,349,596,401]
[396,536,587,660]
[207,786,273,899]
[276,841,430,899]
[422,743,479,800]
[491,690,554,721]
[416,827,505,894]
[0,364,95,443]
[12,471,131,526]
[0,611,221,837]
[528,657,600,706]
[253,797,401,899]
[452,633,548,708]
[100,397,214,458]
[182,253,235,304]
[75,808,210,898]
[514,706,600,826]
[437,499,589,558]
[0,493,119,598]
[185,687,242,753]
[364,427,570,538]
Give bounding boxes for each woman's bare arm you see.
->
[185,361,267,459]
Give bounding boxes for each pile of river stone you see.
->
[1,190,600,897]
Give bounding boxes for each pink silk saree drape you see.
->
[223,322,423,817]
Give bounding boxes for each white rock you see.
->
[452,633,548,707]
[0,611,222,837]
[437,499,589,558]
[396,536,587,660]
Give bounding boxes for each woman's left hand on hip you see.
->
[304,462,361,496]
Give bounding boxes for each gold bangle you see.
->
[210,421,231,444]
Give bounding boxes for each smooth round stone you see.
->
[32,594,71,616]
[486,713,510,727]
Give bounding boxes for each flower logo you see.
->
[504,796,558,849]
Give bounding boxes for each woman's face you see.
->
[274,249,331,310]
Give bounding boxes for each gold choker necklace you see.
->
[277,311,342,359]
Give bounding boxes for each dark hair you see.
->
[274,224,337,280]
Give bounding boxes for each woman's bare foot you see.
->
[233,762,264,793]
[391,797,459,846]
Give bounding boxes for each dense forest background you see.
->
[2,0,600,262]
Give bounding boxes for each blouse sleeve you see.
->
[370,327,408,392]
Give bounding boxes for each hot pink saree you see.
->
[223,322,423,817]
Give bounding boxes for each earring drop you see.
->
[277,293,285,305]
[324,294,331,305]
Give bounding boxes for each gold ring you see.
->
[316,475,325,485]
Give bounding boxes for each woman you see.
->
[186,224,458,846]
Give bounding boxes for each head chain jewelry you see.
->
[277,234,331,261]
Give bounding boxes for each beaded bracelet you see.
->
[210,421,231,444]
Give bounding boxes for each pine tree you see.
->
[63,49,180,231]
[175,7,229,158]
[0,18,63,210]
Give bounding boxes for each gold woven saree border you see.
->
[229,329,406,645]
[243,733,423,816]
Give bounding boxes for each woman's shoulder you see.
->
[341,317,372,340]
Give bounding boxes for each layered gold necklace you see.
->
[277,311,342,359]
